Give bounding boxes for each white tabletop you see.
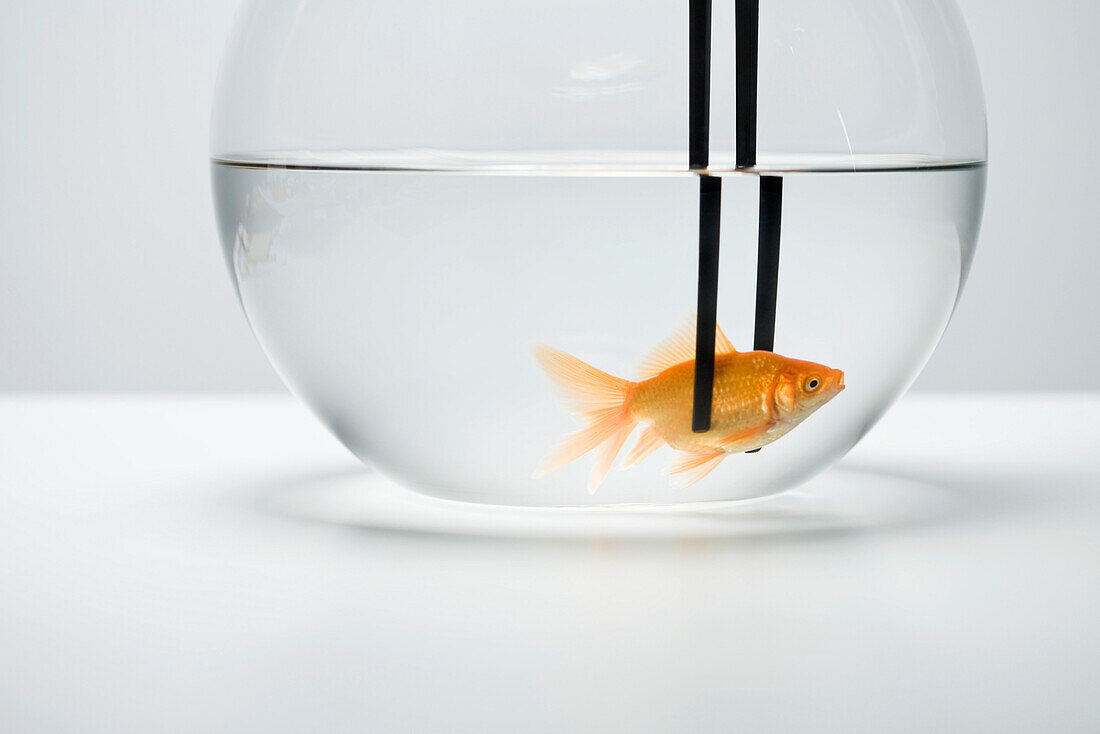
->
[1,394,1097,733]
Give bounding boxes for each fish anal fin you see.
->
[619,425,664,471]
[664,451,727,487]
[636,315,738,380]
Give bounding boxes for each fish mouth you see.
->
[835,371,846,391]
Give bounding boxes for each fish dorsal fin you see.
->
[714,324,736,356]
[636,316,738,379]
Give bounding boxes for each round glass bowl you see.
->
[212,0,986,506]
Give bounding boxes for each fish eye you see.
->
[805,377,821,392]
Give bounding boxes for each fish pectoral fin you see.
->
[635,314,738,379]
[619,425,665,471]
[664,451,727,487]
[719,422,774,447]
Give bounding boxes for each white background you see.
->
[1,393,1096,732]
[1,0,1097,392]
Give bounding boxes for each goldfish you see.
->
[532,318,845,492]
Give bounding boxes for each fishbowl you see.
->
[212,0,986,506]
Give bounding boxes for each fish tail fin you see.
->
[531,345,637,493]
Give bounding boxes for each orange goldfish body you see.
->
[532,320,845,492]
